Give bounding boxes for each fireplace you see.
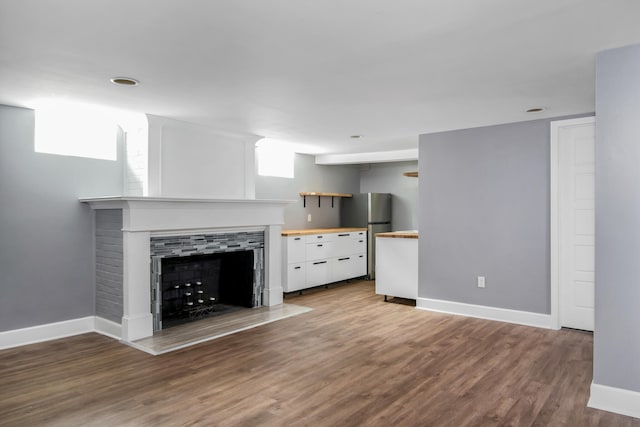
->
[150,231,264,331]
[80,197,293,342]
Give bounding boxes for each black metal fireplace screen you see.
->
[152,250,260,330]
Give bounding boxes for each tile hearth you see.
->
[128,303,312,355]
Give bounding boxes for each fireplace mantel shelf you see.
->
[80,196,295,207]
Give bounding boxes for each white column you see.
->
[146,115,163,197]
[244,140,256,199]
[121,231,153,341]
[263,224,284,306]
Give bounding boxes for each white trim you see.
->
[588,382,640,419]
[416,297,553,329]
[243,140,256,199]
[94,317,122,340]
[0,316,124,350]
[550,116,596,331]
[0,316,96,350]
[150,226,266,238]
[315,148,418,165]
[121,313,154,342]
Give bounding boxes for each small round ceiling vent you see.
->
[110,77,139,86]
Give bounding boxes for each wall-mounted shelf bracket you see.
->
[300,192,353,208]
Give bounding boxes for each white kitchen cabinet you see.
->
[282,228,367,292]
[306,259,332,287]
[283,236,306,264]
[375,232,418,299]
[333,231,366,257]
[332,253,366,283]
[285,263,306,292]
[306,241,334,261]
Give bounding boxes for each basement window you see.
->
[34,101,120,161]
[256,139,294,178]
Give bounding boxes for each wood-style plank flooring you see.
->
[1,280,638,426]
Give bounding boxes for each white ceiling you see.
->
[1,0,640,155]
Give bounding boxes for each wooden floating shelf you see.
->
[299,192,352,197]
[299,192,353,208]
[403,171,419,177]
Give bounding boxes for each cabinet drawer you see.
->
[306,259,332,287]
[333,233,367,257]
[305,233,337,243]
[333,233,355,257]
[350,237,366,255]
[332,254,367,282]
[284,263,306,292]
[332,256,354,282]
[306,241,334,261]
[284,236,306,264]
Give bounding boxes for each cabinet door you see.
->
[375,238,417,299]
[353,254,367,277]
[350,236,366,255]
[306,241,334,261]
[333,254,366,282]
[306,259,332,287]
[284,263,306,292]
[284,236,306,264]
[333,232,355,257]
[332,256,354,282]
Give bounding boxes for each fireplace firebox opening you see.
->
[152,249,261,330]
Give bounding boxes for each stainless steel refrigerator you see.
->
[340,193,392,279]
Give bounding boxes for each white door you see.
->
[552,117,595,331]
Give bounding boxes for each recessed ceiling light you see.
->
[525,107,546,113]
[110,77,139,86]
[350,135,363,139]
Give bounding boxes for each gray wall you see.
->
[359,161,419,231]
[255,153,360,230]
[0,104,124,331]
[419,115,589,314]
[594,44,640,393]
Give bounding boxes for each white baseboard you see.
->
[416,297,553,329]
[588,382,640,419]
[0,316,122,350]
[121,313,153,341]
[264,285,284,306]
[0,316,95,350]
[94,317,122,340]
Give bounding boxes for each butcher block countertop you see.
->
[375,231,419,239]
[281,227,367,236]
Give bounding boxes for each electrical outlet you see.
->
[477,276,485,288]
[307,213,312,222]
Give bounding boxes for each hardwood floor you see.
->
[1,280,638,426]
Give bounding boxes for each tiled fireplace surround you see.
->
[81,197,293,342]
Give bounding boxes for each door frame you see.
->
[550,116,596,330]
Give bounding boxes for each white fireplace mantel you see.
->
[81,196,295,342]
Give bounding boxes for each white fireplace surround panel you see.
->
[81,196,295,341]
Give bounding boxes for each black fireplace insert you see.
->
[158,250,255,329]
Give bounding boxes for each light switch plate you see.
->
[477,276,485,288]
